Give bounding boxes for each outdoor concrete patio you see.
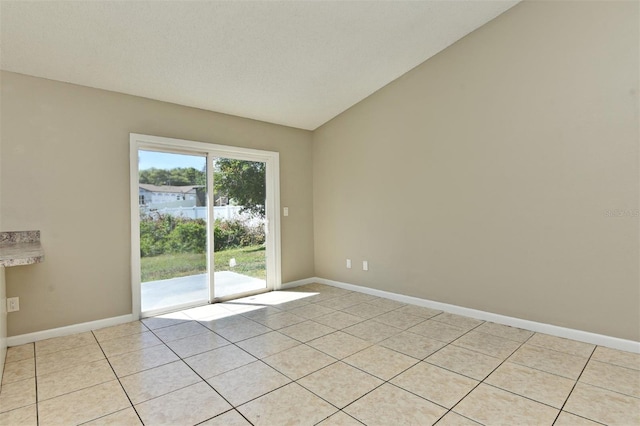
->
[141,271,266,312]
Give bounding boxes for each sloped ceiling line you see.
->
[0,1,520,130]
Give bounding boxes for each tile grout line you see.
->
[434,331,612,425]
[34,330,146,424]
[145,323,258,426]
[233,287,639,425]
[312,410,365,426]
[91,328,146,426]
[264,357,344,417]
[286,295,398,420]
[97,317,275,421]
[306,319,489,424]
[416,319,490,380]
[33,343,39,426]
[269,296,470,423]
[551,345,601,426]
[11,285,636,426]
[176,294,629,425]
[413,321,492,425]
[200,295,404,423]
[211,315,352,417]
[32,336,118,423]
[235,287,637,424]
[438,326,534,425]
[0,349,36,415]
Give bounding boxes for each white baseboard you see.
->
[280,277,318,290]
[7,278,315,346]
[7,314,136,347]
[8,278,639,354]
[288,277,639,354]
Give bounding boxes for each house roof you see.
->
[139,184,202,194]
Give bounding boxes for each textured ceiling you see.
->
[0,1,519,130]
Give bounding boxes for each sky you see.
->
[139,150,207,171]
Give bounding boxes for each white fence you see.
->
[142,205,243,221]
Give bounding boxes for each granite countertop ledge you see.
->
[0,230,45,267]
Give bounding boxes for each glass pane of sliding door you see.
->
[138,149,209,313]
[212,157,267,299]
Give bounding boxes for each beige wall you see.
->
[0,267,6,381]
[2,1,638,342]
[313,1,639,340]
[0,73,5,374]
[1,72,314,336]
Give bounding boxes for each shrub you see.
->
[239,220,265,247]
[213,218,264,251]
[166,220,207,254]
[139,213,264,257]
[139,213,175,257]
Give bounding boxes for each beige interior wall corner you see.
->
[0,73,314,336]
[313,0,640,341]
[0,69,6,375]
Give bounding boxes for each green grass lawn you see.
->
[141,245,266,282]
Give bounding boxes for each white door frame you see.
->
[129,133,281,319]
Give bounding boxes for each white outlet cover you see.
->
[363,261,369,271]
[7,297,19,312]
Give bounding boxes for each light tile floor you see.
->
[1,283,639,425]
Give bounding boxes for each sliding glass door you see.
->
[131,134,281,317]
[212,157,268,298]
[137,150,209,313]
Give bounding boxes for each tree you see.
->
[214,159,266,217]
[139,167,205,186]
[139,162,266,216]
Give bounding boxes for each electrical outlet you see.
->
[362,261,369,271]
[346,259,352,269]
[7,297,19,312]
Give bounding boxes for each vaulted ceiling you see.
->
[1,1,519,130]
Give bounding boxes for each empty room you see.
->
[0,1,638,425]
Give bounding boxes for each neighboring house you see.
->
[139,184,203,208]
